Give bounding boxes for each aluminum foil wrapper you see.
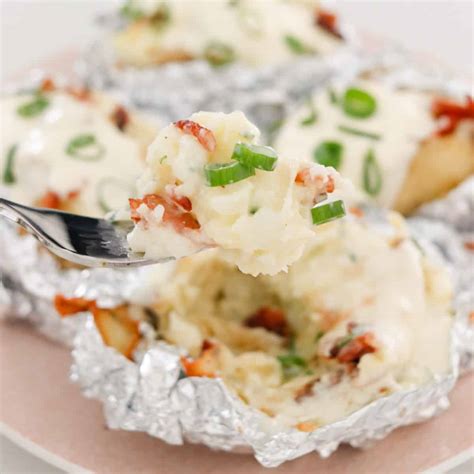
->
[71,310,458,468]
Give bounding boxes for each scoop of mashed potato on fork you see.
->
[127,111,349,275]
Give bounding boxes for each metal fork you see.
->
[0,197,172,267]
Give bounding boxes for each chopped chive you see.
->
[204,41,236,67]
[159,155,168,164]
[204,161,255,187]
[311,200,346,225]
[249,206,259,215]
[362,149,382,196]
[336,333,354,349]
[284,35,315,55]
[17,94,49,118]
[278,353,308,380]
[66,134,105,161]
[342,87,377,118]
[300,99,317,126]
[328,88,338,104]
[232,143,278,171]
[314,330,325,343]
[2,144,17,184]
[338,125,381,140]
[120,1,145,20]
[313,141,343,169]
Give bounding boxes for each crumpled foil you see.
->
[70,305,458,468]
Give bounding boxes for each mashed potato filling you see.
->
[115,0,343,68]
[146,214,453,429]
[127,111,347,275]
[275,80,474,212]
[1,83,155,217]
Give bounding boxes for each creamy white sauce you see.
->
[143,214,453,428]
[115,0,341,67]
[0,92,146,217]
[275,81,436,207]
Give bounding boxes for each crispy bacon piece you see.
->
[431,96,474,136]
[244,307,289,337]
[294,378,319,403]
[316,9,344,40]
[129,194,200,230]
[331,332,377,364]
[40,77,56,93]
[295,421,317,432]
[349,206,364,218]
[464,241,474,251]
[174,120,217,152]
[66,86,91,102]
[295,169,335,193]
[54,295,140,359]
[180,339,217,377]
[110,105,129,131]
[36,190,80,210]
[37,191,61,209]
[54,294,95,316]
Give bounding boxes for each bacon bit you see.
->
[295,421,317,432]
[379,386,390,395]
[54,294,95,316]
[110,105,129,131]
[295,169,335,197]
[326,176,335,193]
[54,295,140,359]
[66,86,91,102]
[36,190,80,210]
[469,311,474,324]
[174,120,217,152]
[244,307,289,337]
[168,188,193,212]
[129,194,200,230]
[349,206,364,218]
[294,378,319,403]
[329,368,344,386]
[40,77,56,93]
[389,237,405,248]
[464,241,474,251]
[180,339,217,378]
[431,96,474,136]
[316,9,344,40]
[331,332,377,364]
[37,191,61,209]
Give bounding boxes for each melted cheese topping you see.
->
[275,81,436,208]
[0,92,150,217]
[127,111,348,276]
[114,0,342,67]
[142,214,453,428]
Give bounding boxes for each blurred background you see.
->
[1,0,473,82]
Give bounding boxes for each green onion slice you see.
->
[2,144,17,184]
[313,141,343,169]
[342,87,377,118]
[232,143,278,171]
[362,149,382,196]
[66,134,105,161]
[120,1,145,20]
[311,200,346,225]
[204,161,255,187]
[97,177,134,214]
[204,41,236,67]
[277,353,309,380]
[17,94,49,118]
[338,125,381,140]
[300,99,317,126]
[284,35,315,55]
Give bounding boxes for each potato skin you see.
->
[393,124,474,215]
